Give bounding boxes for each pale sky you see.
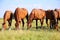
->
[0,0,60,18]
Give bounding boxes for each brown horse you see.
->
[14,7,28,30]
[2,10,13,30]
[53,9,60,30]
[55,9,60,18]
[54,9,60,23]
[45,10,58,30]
[27,9,46,29]
[52,10,59,30]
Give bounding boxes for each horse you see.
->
[54,9,60,23]
[2,10,13,30]
[27,9,46,29]
[45,10,58,30]
[53,9,60,30]
[14,7,28,30]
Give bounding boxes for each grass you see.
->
[0,18,60,40]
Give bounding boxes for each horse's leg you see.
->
[2,23,6,30]
[53,18,58,29]
[2,20,7,30]
[22,19,24,30]
[26,14,28,28]
[50,20,52,29]
[55,24,58,31]
[27,20,32,30]
[54,18,59,30]
[8,20,12,30]
[15,20,20,30]
[27,14,34,29]
[51,18,57,29]
[40,19,44,28]
[28,23,32,29]
[56,19,59,31]
[50,20,53,29]
[46,18,48,27]
[26,14,28,22]
[36,19,38,29]
[51,20,54,29]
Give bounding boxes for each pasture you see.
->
[0,18,60,40]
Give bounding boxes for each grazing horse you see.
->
[53,9,60,30]
[14,7,28,30]
[45,10,58,30]
[27,9,46,29]
[2,10,13,30]
[54,9,60,23]
[53,10,59,30]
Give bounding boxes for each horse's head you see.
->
[2,23,7,30]
[27,19,32,29]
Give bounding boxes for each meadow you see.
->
[0,18,60,40]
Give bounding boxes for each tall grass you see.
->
[0,18,60,40]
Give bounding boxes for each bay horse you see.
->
[14,7,28,30]
[45,10,58,30]
[2,10,13,30]
[27,9,46,29]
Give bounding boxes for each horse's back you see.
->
[4,10,13,20]
[14,7,28,19]
[30,9,45,19]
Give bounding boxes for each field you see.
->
[0,18,60,40]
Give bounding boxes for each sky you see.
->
[0,0,60,18]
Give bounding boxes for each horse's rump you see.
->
[3,10,13,21]
[30,9,45,19]
[14,7,28,20]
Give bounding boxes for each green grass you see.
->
[0,18,60,40]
